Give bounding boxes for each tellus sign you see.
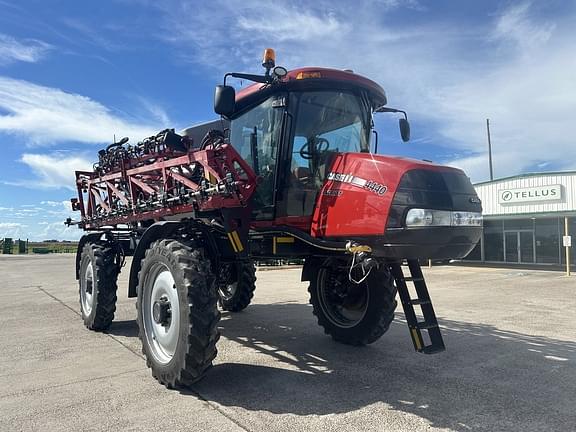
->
[498,185,562,204]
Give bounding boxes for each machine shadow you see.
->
[191,303,576,431]
[106,304,576,430]
[107,319,139,338]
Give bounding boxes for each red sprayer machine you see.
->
[67,49,482,387]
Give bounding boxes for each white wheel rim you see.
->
[81,262,94,315]
[143,264,180,364]
[219,281,237,301]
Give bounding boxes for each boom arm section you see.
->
[71,133,258,230]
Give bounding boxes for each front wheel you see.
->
[136,239,220,388]
[217,261,256,312]
[308,259,397,346]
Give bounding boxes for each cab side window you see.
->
[229,96,283,218]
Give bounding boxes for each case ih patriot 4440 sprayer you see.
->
[67,49,482,388]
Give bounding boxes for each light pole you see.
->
[486,119,494,181]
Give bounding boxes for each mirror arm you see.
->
[225,72,272,85]
[375,106,408,120]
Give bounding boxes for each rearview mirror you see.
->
[399,118,410,142]
[214,85,235,118]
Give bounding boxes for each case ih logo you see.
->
[327,172,387,196]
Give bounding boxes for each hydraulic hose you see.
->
[251,226,348,252]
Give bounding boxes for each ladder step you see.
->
[417,322,438,330]
[404,276,424,282]
[409,299,431,306]
[391,261,446,355]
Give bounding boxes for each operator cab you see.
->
[227,88,373,221]
[216,49,404,225]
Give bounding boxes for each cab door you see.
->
[228,94,285,220]
[275,90,370,220]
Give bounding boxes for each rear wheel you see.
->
[217,261,256,312]
[136,239,220,388]
[308,259,397,345]
[78,241,119,331]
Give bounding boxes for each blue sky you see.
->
[0,0,575,240]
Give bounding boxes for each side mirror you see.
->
[214,85,235,117]
[399,118,410,142]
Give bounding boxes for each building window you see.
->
[560,217,576,265]
[484,220,504,261]
[503,218,534,231]
[572,217,576,265]
[535,218,560,264]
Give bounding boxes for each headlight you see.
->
[451,211,483,226]
[405,209,482,227]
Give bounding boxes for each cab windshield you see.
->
[291,91,371,157]
[281,91,371,217]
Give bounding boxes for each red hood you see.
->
[311,152,466,237]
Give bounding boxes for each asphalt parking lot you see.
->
[1,255,575,432]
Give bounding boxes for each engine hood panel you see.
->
[311,153,480,238]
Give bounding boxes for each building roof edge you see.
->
[474,170,576,186]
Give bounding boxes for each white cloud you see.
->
[0,220,82,242]
[236,8,348,42]
[61,18,123,52]
[0,222,27,239]
[62,200,72,211]
[429,6,576,180]
[136,97,172,126]
[0,33,51,65]
[491,2,556,55]
[40,201,62,207]
[157,1,358,69]
[0,76,162,145]
[0,199,82,241]
[0,222,25,228]
[37,221,83,242]
[19,153,93,190]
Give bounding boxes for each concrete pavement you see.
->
[1,255,575,431]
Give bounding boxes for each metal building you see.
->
[466,171,575,266]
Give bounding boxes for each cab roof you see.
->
[234,67,387,111]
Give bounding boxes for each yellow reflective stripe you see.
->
[411,328,422,351]
[231,230,244,252]
[276,236,294,244]
[227,232,238,253]
[273,236,293,255]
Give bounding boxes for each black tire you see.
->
[308,260,397,346]
[136,239,220,388]
[78,241,119,331]
[217,261,257,312]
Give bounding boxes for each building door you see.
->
[504,230,535,263]
[504,232,519,262]
[519,231,535,263]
